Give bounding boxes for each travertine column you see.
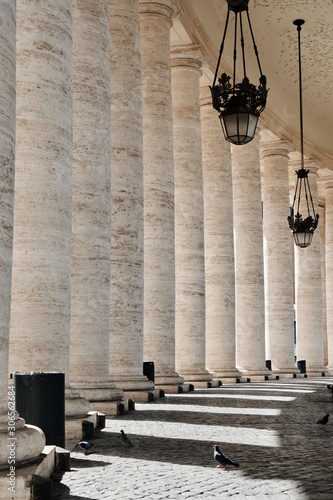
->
[318,200,327,366]
[140,0,184,389]
[231,132,270,380]
[324,176,333,371]
[260,139,299,377]
[109,0,153,392]
[0,0,45,467]
[10,0,89,418]
[171,47,212,385]
[200,85,241,382]
[293,161,326,375]
[69,0,123,405]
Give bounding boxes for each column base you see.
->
[70,381,124,402]
[123,388,164,403]
[0,419,45,468]
[208,368,243,384]
[304,366,329,377]
[110,374,155,392]
[177,369,213,384]
[236,367,272,382]
[271,367,301,379]
[154,371,185,393]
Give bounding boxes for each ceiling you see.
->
[172,0,333,172]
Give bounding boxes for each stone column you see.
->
[0,0,45,468]
[140,0,184,390]
[10,0,90,422]
[69,0,123,408]
[200,85,241,383]
[260,139,299,377]
[324,176,333,372]
[171,47,212,386]
[231,131,270,380]
[109,0,153,394]
[293,161,326,375]
[318,199,327,366]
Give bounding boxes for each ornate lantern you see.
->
[210,0,268,145]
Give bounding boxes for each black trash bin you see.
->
[297,360,306,374]
[143,361,154,383]
[13,372,65,448]
[266,360,272,371]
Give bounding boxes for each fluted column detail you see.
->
[200,85,241,382]
[109,0,153,392]
[231,131,270,380]
[260,139,299,377]
[140,0,184,389]
[70,0,123,403]
[171,47,212,384]
[10,0,90,418]
[293,161,326,375]
[324,176,333,371]
[0,0,46,467]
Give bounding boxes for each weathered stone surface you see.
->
[171,47,211,383]
[10,0,73,379]
[200,85,241,381]
[109,0,152,393]
[324,175,333,372]
[231,132,269,378]
[260,139,298,375]
[70,0,122,403]
[140,0,183,388]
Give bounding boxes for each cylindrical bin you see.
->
[297,360,306,374]
[143,361,154,383]
[13,372,65,448]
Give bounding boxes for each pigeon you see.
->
[316,413,330,425]
[213,445,239,470]
[120,429,133,447]
[78,440,94,455]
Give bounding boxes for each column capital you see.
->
[260,139,293,159]
[171,44,203,71]
[288,158,323,175]
[139,0,179,19]
[322,174,333,191]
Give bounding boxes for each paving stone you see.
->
[51,377,333,499]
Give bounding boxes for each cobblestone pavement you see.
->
[51,377,333,500]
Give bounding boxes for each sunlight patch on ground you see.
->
[166,393,296,402]
[135,403,281,416]
[199,387,314,394]
[105,420,281,447]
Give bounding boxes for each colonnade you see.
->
[0,0,332,468]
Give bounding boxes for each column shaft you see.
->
[70,0,123,403]
[324,178,333,371]
[261,140,298,376]
[10,0,90,418]
[294,162,326,374]
[231,132,270,380]
[140,0,183,389]
[0,0,45,467]
[200,86,241,382]
[109,0,153,392]
[171,48,212,384]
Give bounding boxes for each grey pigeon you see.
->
[317,413,330,425]
[120,429,133,447]
[78,440,94,455]
[213,445,239,470]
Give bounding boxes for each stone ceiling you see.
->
[172,0,333,172]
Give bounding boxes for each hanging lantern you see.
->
[210,0,268,145]
[288,168,319,248]
[288,20,319,248]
